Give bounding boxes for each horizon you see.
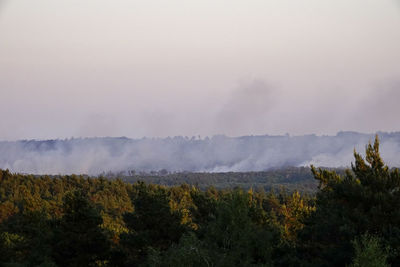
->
[0,130,398,142]
[2,131,400,175]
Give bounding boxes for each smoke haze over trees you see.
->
[1,132,400,175]
[1,137,399,266]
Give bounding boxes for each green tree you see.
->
[0,210,55,266]
[203,190,277,266]
[146,232,211,267]
[119,182,186,266]
[350,233,389,267]
[300,136,400,266]
[52,190,111,266]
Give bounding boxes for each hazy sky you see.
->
[1,0,399,140]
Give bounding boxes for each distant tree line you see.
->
[0,137,399,266]
[4,131,400,175]
[110,166,321,193]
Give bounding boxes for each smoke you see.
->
[0,0,399,141]
[216,80,277,136]
[395,0,400,10]
[1,132,400,175]
[348,81,400,133]
[77,114,120,137]
[0,0,9,22]
[0,0,7,11]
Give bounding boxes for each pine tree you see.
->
[52,190,111,266]
[119,182,186,265]
[300,136,400,266]
[351,233,389,267]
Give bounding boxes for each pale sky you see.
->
[0,0,400,140]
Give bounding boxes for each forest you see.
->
[1,137,399,266]
[2,131,400,175]
[108,166,320,193]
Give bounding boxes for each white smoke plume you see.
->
[1,132,399,175]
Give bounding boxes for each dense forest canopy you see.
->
[115,167,320,193]
[1,137,400,266]
[2,131,400,175]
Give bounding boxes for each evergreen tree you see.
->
[52,190,110,266]
[203,190,277,266]
[0,210,55,266]
[119,182,186,266]
[350,233,389,267]
[300,136,400,266]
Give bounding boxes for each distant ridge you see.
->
[1,132,400,175]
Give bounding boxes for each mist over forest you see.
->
[1,131,400,175]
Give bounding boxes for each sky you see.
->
[0,0,400,140]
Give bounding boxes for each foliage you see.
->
[300,136,400,266]
[0,137,399,266]
[350,233,389,267]
[119,182,186,265]
[118,167,319,193]
[146,233,212,267]
[52,190,111,266]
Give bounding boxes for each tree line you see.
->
[0,137,399,266]
[114,166,319,193]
